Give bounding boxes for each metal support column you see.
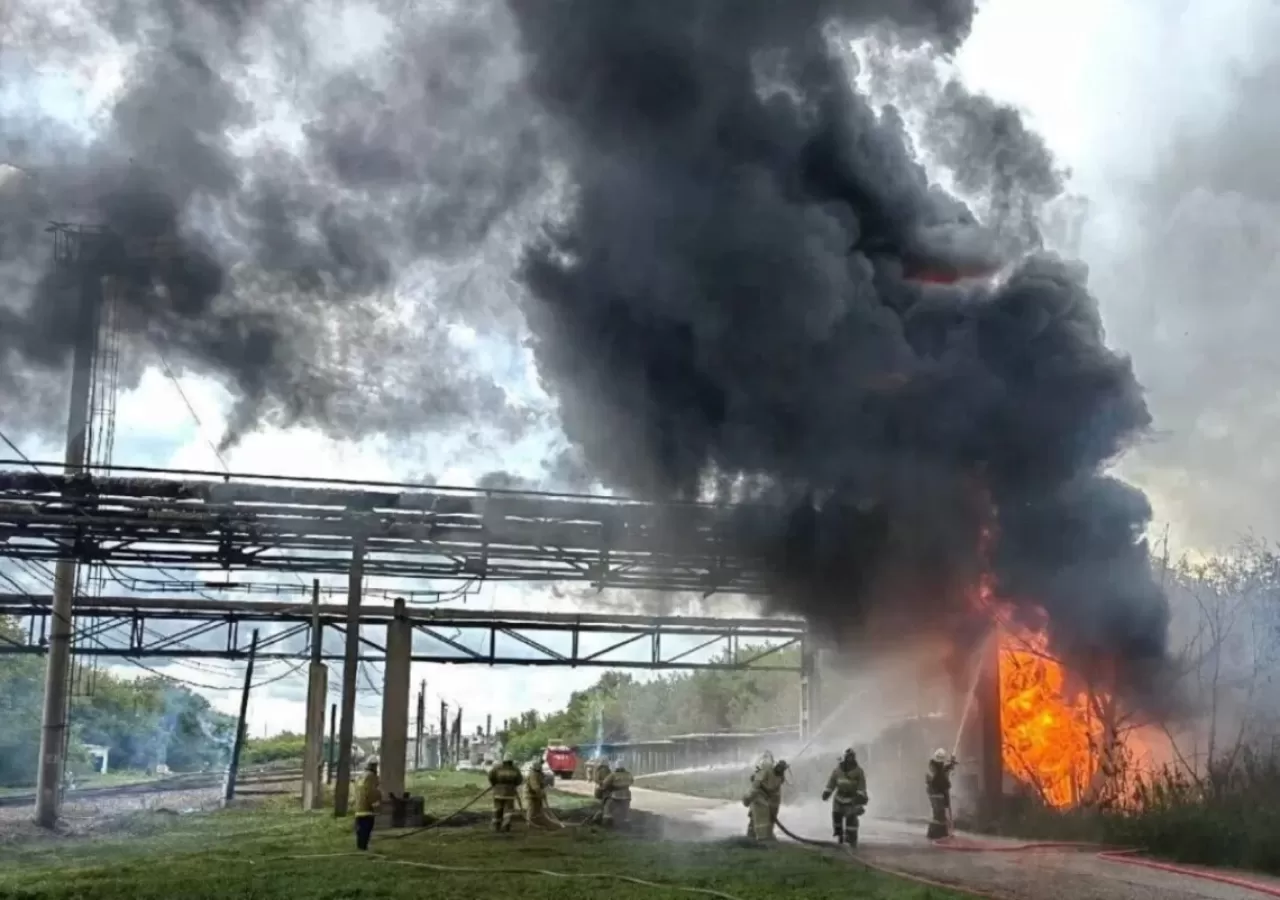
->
[977,630,1004,822]
[799,641,820,742]
[34,270,101,828]
[332,537,365,816]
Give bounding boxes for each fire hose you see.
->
[264,853,750,900]
[381,786,493,840]
[932,836,1280,899]
[382,785,599,840]
[774,817,1280,900]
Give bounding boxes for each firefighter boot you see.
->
[844,817,859,848]
[831,811,843,842]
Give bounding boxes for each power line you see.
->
[155,345,231,475]
[0,564,308,691]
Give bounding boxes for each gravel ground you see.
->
[566,781,1280,900]
[0,778,300,847]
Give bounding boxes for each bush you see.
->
[243,733,307,766]
[973,748,1280,875]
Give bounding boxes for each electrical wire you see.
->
[154,345,231,475]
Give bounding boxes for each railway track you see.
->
[0,766,305,809]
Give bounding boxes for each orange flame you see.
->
[997,625,1103,807]
[970,525,1104,808]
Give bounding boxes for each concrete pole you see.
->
[798,642,819,742]
[326,703,337,784]
[302,579,328,810]
[414,680,425,771]
[439,701,448,768]
[332,536,366,817]
[379,597,412,798]
[34,271,101,829]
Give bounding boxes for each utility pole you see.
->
[333,536,365,816]
[326,703,337,784]
[439,701,448,768]
[224,629,259,805]
[302,579,327,809]
[414,681,426,771]
[452,707,462,764]
[34,265,102,829]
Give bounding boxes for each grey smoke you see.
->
[1088,8,1280,551]
[1,0,543,449]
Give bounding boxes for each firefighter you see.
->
[598,759,634,828]
[353,759,382,851]
[926,748,958,839]
[746,751,775,837]
[743,757,787,842]
[593,758,612,791]
[525,759,553,828]
[822,748,868,846]
[488,756,524,833]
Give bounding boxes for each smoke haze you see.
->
[2,0,1176,693]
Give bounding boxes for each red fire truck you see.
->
[544,745,579,779]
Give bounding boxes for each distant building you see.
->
[83,744,110,775]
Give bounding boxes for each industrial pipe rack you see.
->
[0,595,807,671]
[0,467,773,593]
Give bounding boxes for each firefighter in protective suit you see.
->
[488,757,524,833]
[745,752,774,837]
[525,759,553,828]
[597,759,634,828]
[822,748,868,846]
[353,759,382,851]
[743,757,787,842]
[926,748,958,839]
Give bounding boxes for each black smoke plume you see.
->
[505,0,1170,692]
[2,1,1171,694]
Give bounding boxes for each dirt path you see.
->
[555,780,1280,900]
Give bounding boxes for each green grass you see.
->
[0,771,963,900]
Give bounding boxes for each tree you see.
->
[501,643,802,759]
[0,619,238,784]
[0,617,45,785]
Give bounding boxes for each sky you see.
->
[4,0,1279,741]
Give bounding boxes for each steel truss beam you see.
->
[0,470,772,594]
[0,595,808,671]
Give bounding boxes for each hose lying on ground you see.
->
[380,787,493,841]
[381,786,600,839]
[775,817,1003,899]
[932,834,1280,899]
[277,852,749,900]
